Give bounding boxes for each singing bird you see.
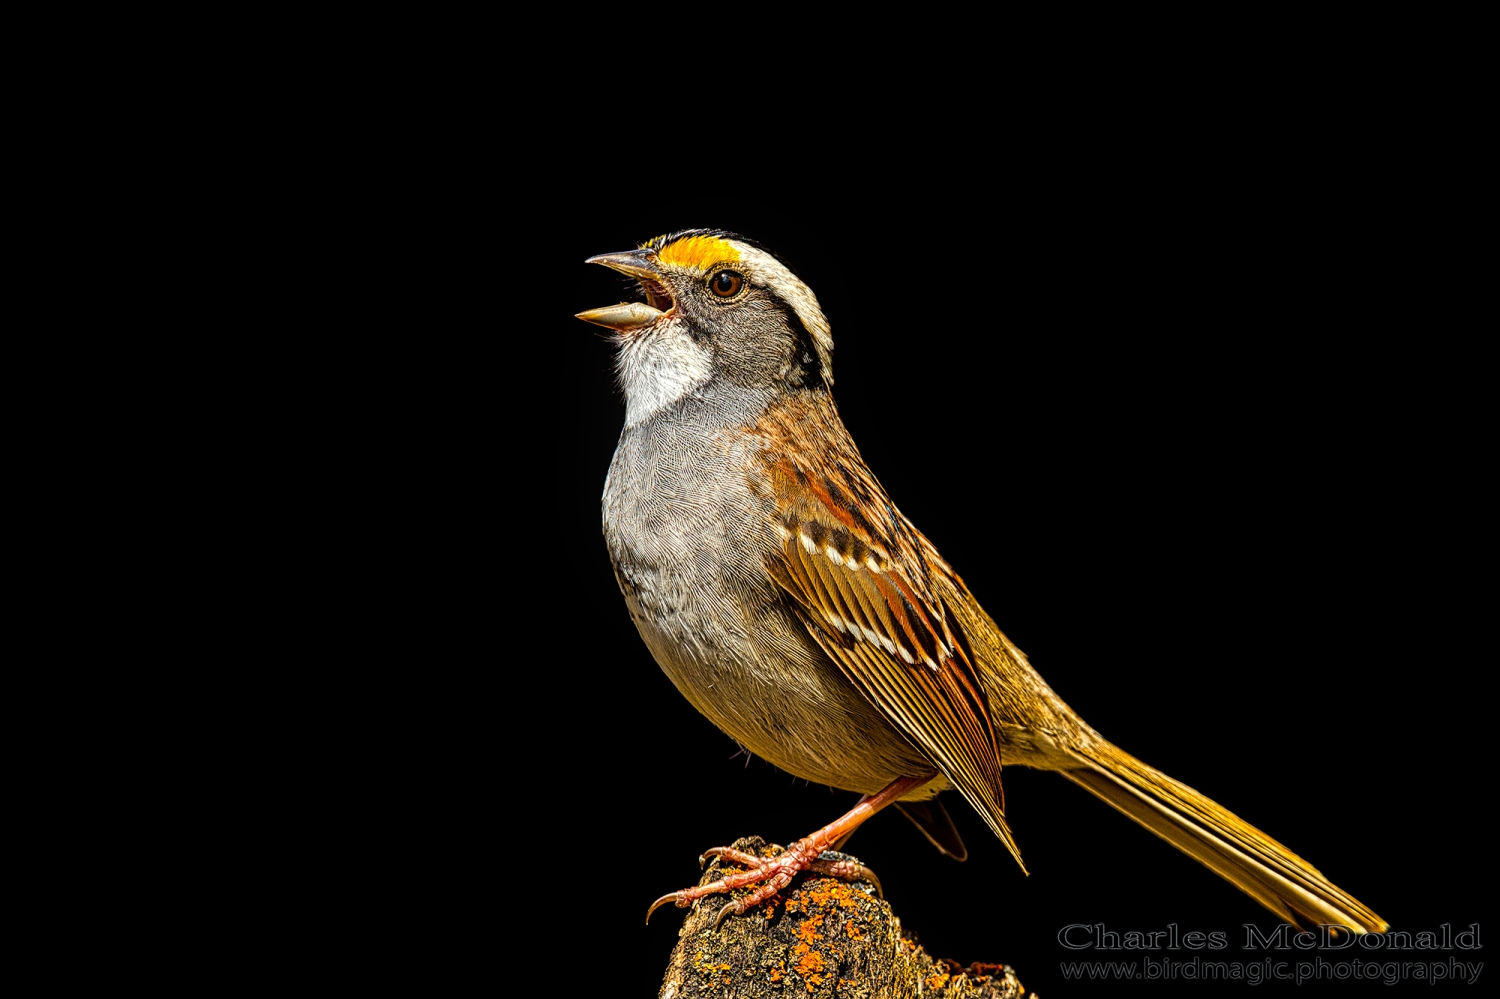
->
[579,229,1386,934]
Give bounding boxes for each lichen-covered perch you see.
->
[658,837,1030,998]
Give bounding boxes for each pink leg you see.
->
[646,774,931,928]
[828,793,873,852]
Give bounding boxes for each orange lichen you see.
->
[802,879,863,912]
[692,949,733,987]
[927,971,952,989]
[788,908,831,990]
[794,946,826,976]
[794,912,825,946]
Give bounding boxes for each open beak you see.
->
[577,250,674,332]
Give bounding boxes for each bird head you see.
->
[578,230,833,425]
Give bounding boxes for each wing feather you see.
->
[756,400,1024,868]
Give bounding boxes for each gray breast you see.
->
[602,388,780,680]
[599,387,935,795]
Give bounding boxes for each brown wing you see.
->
[755,397,1025,870]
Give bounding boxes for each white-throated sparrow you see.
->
[579,229,1386,933]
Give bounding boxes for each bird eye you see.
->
[709,270,744,298]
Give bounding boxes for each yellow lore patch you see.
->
[654,234,739,272]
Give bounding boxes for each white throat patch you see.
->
[614,318,713,426]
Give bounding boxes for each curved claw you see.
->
[700,846,732,869]
[699,845,766,870]
[645,892,688,925]
[806,856,884,898]
[713,900,742,931]
[652,840,882,927]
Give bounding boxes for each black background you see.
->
[517,153,1486,996]
[125,40,1487,997]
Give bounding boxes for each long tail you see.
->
[1061,742,1387,933]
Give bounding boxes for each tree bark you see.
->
[658,837,1030,998]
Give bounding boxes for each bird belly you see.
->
[616,560,937,798]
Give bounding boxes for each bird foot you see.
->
[646,839,881,929]
[644,777,929,928]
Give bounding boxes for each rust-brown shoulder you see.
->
[748,391,1025,869]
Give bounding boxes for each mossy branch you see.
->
[658,837,1031,999]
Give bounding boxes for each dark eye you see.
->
[710,270,744,297]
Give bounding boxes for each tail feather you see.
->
[895,798,969,861]
[1063,744,1387,933]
